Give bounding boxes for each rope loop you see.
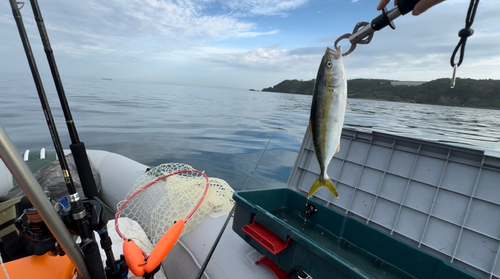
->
[450,0,480,68]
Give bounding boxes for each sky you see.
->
[1,0,499,90]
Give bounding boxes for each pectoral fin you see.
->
[308,176,339,198]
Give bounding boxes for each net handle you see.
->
[114,169,210,241]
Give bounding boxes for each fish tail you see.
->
[307,174,339,198]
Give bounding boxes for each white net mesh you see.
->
[116,163,234,246]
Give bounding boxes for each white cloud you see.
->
[1,0,499,90]
[200,0,500,88]
[221,0,309,16]
[206,46,323,71]
[236,29,280,38]
[340,0,500,81]
[203,0,499,86]
[1,0,306,88]
[1,0,290,59]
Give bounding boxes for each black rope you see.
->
[450,0,480,67]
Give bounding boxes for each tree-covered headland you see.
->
[261,78,500,109]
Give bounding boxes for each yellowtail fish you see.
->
[307,47,347,198]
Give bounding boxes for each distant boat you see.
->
[102,78,112,81]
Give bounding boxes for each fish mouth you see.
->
[326,47,342,60]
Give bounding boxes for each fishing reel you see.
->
[15,195,128,279]
[15,196,65,256]
[14,196,107,256]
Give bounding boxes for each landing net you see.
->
[115,163,234,246]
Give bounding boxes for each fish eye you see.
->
[326,61,333,68]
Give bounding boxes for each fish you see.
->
[307,47,347,198]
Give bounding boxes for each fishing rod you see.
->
[30,0,99,200]
[8,1,106,278]
[29,2,123,276]
[195,126,279,279]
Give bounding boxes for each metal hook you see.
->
[451,64,457,89]
[334,22,374,56]
[351,22,373,45]
[334,33,356,57]
[17,1,25,9]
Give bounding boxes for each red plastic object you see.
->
[256,256,291,279]
[242,219,291,255]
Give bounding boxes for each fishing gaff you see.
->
[8,1,106,278]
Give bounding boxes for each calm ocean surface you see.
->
[1,72,500,190]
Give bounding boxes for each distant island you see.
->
[262,78,500,109]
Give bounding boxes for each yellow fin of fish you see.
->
[307,176,339,198]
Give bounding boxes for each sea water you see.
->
[1,72,500,191]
